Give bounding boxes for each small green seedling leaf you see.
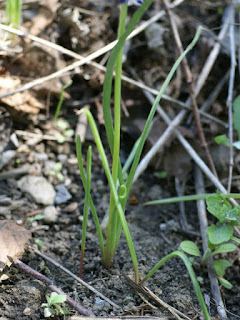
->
[231,236,240,244]
[207,224,233,245]
[218,277,233,289]
[49,292,66,305]
[215,134,229,147]
[212,243,237,255]
[35,239,43,247]
[233,95,240,140]
[212,259,232,276]
[180,241,201,256]
[206,195,231,222]
[27,215,45,223]
[225,207,240,225]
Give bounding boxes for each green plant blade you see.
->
[233,95,240,140]
[212,243,237,255]
[79,146,92,278]
[102,0,154,153]
[218,277,233,289]
[180,241,201,257]
[140,251,210,320]
[125,26,203,202]
[53,80,72,122]
[76,136,104,256]
[231,235,240,244]
[78,110,139,282]
[144,193,240,206]
[212,259,232,277]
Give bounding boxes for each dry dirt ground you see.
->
[0,0,240,319]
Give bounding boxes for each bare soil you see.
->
[0,0,240,319]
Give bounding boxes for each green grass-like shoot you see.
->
[5,0,22,28]
[76,0,202,284]
[53,80,72,122]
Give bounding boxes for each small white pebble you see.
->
[23,308,31,315]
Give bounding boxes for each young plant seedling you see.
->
[75,2,209,317]
[41,292,68,318]
[76,0,202,283]
[180,194,240,289]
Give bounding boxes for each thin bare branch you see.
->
[226,4,236,192]
[194,165,228,320]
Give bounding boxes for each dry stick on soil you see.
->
[125,276,191,320]
[15,259,95,317]
[162,0,218,178]
[194,165,227,320]
[34,248,120,309]
[226,4,236,193]
[0,25,227,128]
[69,316,170,320]
[199,70,230,114]
[0,0,184,100]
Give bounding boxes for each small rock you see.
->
[23,308,31,316]
[0,150,16,170]
[18,175,56,205]
[34,152,48,162]
[43,206,59,224]
[55,184,72,205]
[57,154,68,162]
[93,297,105,312]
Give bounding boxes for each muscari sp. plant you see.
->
[5,0,22,28]
[76,1,210,319]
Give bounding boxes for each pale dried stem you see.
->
[15,259,95,317]
[0,0,184,99]
[226,4,236,193]
[162,0,218,178]
[34,248,120,309]
[194,165,228,320]
[0,24,227,127]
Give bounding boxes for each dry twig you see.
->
[34,248,120,309]
[15,259,95,317]
[162,0,218,178]
[194,165,227,320]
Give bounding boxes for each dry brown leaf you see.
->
[0,220,31,271]
[0,75,45,115]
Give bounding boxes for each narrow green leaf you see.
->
[212,259,232,276]
[213,243,237,255]
[231,236,240,244]
[180,241,201,256]
[207,224,233,245]
[218,277,233,289]
[233,95,240,140]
